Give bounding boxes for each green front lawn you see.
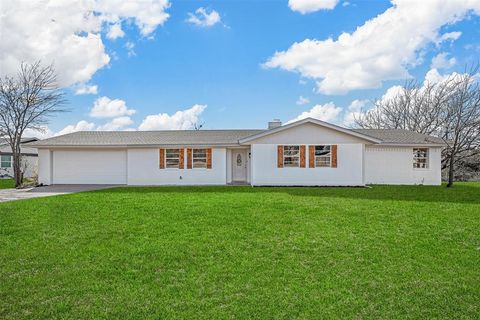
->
[1,184,479,319]
[0,178,14,189]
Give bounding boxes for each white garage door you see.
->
[53,150,127,184]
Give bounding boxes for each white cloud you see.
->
[139,104,207,130]
[97,0,170,37]
[265,0,480,95]
[288,0,340,13]
[56,120,96,136]
[187,8,221,27]
[287,102,342,123]
[296,95,310,105]
[107,23,125,40]
[97,116,134,131]
[90,96,136,118]
[438,31,462,43]
[0,0,170,87]
[431,52,456,69]
[424,68,446,84]
[125,42,136,57]
[342,99,369,127]
[75,83,98,95]
[23,126,55,139]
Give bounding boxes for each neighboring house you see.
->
[29,118,445,186]
[0,138,39,178]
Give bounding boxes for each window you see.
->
[0,155,11,168]
[192,148,207,168]
[314,145,331,167]
[413,148,429,169]
[283,146,300,167]
[165,149,180,168]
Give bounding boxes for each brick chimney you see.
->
[268,119,282,129]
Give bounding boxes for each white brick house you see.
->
[30,118,445,186]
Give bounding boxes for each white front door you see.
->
[232,150,247,182]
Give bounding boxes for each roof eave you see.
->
[377,142,447,147]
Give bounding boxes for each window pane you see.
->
[284,157,299,167]
[413,148,428,168]
[315,145,330,156]
[315,156,331,167]
[165,149,180,168]
[284,146,299,155]
[282,146,300,167]
[0,155,11,168]
[193,149,207,157]
[166,159,179,168]
[166,149,179,157]
[193,159,207,168]
[192,149,207,168]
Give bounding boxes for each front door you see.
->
[232,150,247,182]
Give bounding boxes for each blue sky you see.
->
[2,0,480,136]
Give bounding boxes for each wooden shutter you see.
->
[179,148,185,169]
[187,148,192,169]
[206,148,212,169]
[277,145,283,168]
[309,145,315,168]
[300,145,306,168]
[331,145,338,168]
[159,148,165,169]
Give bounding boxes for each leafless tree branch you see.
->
[0,61,67,187]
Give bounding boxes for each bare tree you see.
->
[0,61,67,187]
[355,79,454,135]
[441,72,480,187]
[355,66,480,187]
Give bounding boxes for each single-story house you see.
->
[29,118,445,186]
[0,138,39,179]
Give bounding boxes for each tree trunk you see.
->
[12,143,23,188]
[446,152,455,188]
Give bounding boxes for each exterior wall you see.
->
[38,149,52,185]
[127,148,227,185]
[0,144,38,178]
[365,146,442,185]
[251,143,364,186]
[0,155,37,178]
[51,149,127,184]
[226,149,232,183]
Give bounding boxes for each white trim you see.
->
[239,118,382,144]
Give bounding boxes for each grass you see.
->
[1,183,479,319]
[0,179,14,189]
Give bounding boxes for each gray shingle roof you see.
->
[352,129,445,145]
[29,130,265,147]
[28,127,445,147]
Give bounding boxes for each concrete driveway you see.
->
[0,185,118,203]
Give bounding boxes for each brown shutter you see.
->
[179,148,184,169]
[300,145,306,168]
[331,145,338,168]
[187,148,192,169]
[309,145,315,168]
[159,148,165,169]
[206,148,212,169]
[277,145,284,168]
